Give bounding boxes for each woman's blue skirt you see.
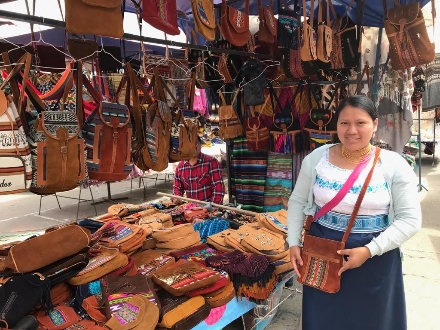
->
[302,222,407,330]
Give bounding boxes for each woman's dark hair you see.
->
[335,95,378,121]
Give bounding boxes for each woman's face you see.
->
[337,105,378,151]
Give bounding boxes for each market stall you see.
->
[0,0,436,328]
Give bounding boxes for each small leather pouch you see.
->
[68,251,128,286]
[139,213,173,228]
[152,224,195,242]
[240,227,289,262]
[101,275,160,318]
[204,281,235,308]
[155,231,201,250]
[105,295,159,330]
[132,249,175,277]
[152,260,220,296]
[183,208,209,223]
[187,271,230,297]
[67,38,98,61]
[255,209,288,236]
[157,291,206,329]
[164,303,211,330]
[206,230,235,252]
[37,305,80,330]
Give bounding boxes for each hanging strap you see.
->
[302,0,315,26]
[218,88,240,107]
[355,63,371,96]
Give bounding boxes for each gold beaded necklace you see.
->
[341,144,373,164]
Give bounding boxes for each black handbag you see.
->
[0,272,51,328]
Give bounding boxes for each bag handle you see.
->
[342,147,381,242]
[302,0,314,27]
[355,62,371,97]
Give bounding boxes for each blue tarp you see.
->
[124,0,431,28]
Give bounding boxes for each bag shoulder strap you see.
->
[342,147,381,242]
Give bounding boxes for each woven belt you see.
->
[315,206,389,233]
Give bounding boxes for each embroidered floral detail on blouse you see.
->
[315,175,388,194]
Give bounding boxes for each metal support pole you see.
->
[417,104,428,192]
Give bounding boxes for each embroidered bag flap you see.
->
[263,0,277,36]
[226,0,250,34]
[37,305,80,330]
[193,0,216,29]
[76,246,119,276]
[101,275,160,319]
[387,1,420,26]
[98,220,141,248]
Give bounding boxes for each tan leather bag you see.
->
[300,0,317,62]
[316,0,332,63]
[258,0,277,44]
[384,0,435,70]
[219,0,250,47]
[65,0,124,38]
[0,225,90,273]
[191,0,216,41]
[218,89,243,139]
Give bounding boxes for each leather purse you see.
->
[297,148,381,293]
[245,106,270,151]
[156,291,207,329]
[258,0,277,44]
[256,209,288,236]
[67,38,98,61]
[383,0,435,70]
[152,260,221,296]
[0,225,90,273]
[191,0,216,41]
[142,0,180,35]
[300,0,317,62]
[36,306,80,330]
[183,208,209,223]
[219,0,250,47]
[316,0,332,63]
[65,0,124,38]
[101,275,161,319]
[218,89,243,139]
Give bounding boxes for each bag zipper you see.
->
[0,291,17,319]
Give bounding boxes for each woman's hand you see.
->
[290,246,303,278]
[337,247,372,276]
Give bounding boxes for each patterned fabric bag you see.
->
[80,71,133,182]
[277,1,301,49]
[0,54,32,195]
[245,106,270,151]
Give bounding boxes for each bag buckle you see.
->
[113,131,119,139]
[60,146,68,154]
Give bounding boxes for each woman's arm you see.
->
[366,155,422,257]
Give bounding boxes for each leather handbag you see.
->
[156,291,207,329]
[316,0,332,63]
[67,38,98,61]
[183,208,209,223]
[383,0,435,70]
[300,0,317,62]
[218,89,243,139]
[219,0,250,47]
[142,0,180,35]
[65,0,124,38]
[152,260,220,296]
[0,225,90,273]
[297,148,381,293]
[132,249,175,277]
[258,0,277,44]
[191,0,216,41]
[329,0,360,70]
[245,105,270,151]
[101,275,160,319]
[0,272,51,328]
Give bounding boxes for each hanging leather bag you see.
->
[258,0,278,44]
[219,0,250,47]
[65,0,124,38]
[298,148,380,293]
[300,0,317,61]
[316,0,332,63]
[191,0,216,41]
[142,0,180,35]
[245,105,270,151]
[218,89,243,139]
[383,0,435,70]
[329,0,360,69]
[79,65,133,182]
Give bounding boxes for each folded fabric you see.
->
[193,219,230,242]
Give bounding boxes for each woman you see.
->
[288,95,421,330]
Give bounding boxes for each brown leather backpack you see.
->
[384,0,435,70]
[219,0,250,47]
[218,89,243,139]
